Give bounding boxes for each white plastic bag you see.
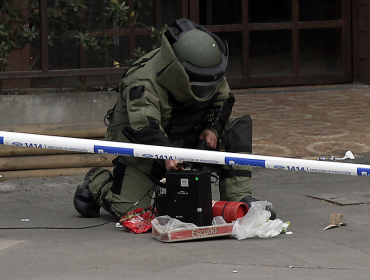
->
[212,216,227,225]
[231,201,284,240]
[151,215,198,234]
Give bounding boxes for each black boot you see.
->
[73,168,102,218]
[240,196,277,220]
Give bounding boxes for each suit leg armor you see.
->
[219,115,253,201]
[75,157,165,218]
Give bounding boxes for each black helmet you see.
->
[164,18,228,98]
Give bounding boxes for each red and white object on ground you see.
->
[151,216,234,242]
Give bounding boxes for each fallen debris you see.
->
[317,151,355,161]
[324,213,347,230]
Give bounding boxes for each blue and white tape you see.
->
[357,168,370,176]
[94,145,134,156]
[1,130,370,178]
[225,157,266,168]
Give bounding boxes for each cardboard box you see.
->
[152,222,234,242]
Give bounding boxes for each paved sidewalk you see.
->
[233,84,370,159]
[1,84,370,279]
[1,162,370,279]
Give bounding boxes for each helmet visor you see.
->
[190,77,223,98]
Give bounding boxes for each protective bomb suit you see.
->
[74,18,254,219]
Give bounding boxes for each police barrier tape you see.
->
[1,130,370,177]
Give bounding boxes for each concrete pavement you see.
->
[1,84,370,279]
[1,158,370,279]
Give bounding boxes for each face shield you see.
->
[190,76,224,98]
[181,50,227,98]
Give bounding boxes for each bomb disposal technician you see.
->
[73,18,275,219]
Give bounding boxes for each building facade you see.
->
[2,0,370,89]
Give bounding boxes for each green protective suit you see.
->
[86,34,253,218]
